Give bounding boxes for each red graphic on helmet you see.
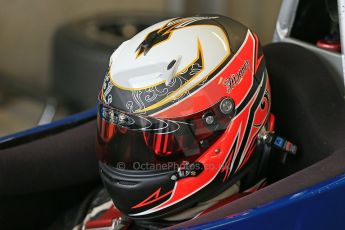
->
[132,188,173,209]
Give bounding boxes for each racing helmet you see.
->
[97,15,271,220]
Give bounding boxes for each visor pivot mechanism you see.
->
[205,115,215,125]
[171,162,204,181]
[202,111,216,127]
[220,97,235,116]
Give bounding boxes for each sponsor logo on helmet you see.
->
[223,60,250,94]
[102,107,135,127]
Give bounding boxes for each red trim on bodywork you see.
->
[316,39,341,52]
[85,205,127,229]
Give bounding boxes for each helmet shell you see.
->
[97,14,271,220]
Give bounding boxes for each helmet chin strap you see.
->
[163,181,241,222]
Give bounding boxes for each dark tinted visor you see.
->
[96,98,234,170]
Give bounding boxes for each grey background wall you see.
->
[0,0,282,93]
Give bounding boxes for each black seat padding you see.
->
[170,42,345,228]
[0,119,99,195]
[0,119,100,229]
[266,42,345,181]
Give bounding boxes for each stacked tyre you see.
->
[52,14,164,111]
